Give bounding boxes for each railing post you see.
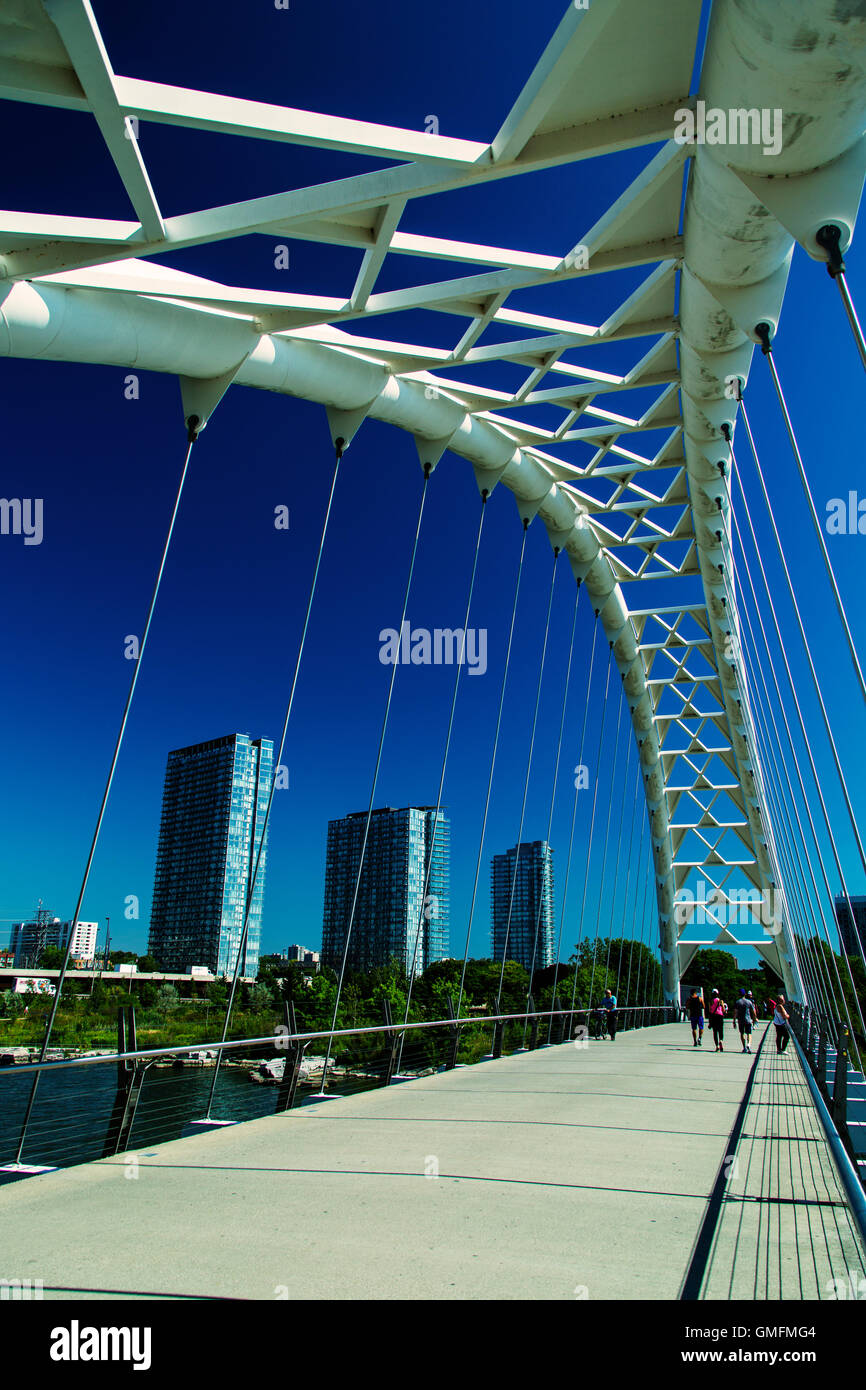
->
[831,1024,850,1141]
[444,993,460,1070]
[103,1004,129,1158]
[382,999,400,1086]
[527,996,539,1051]
[491,1018,504,1060]
[553,996,564,1044]
[105,1005,145,1157]
[817,1024,828,1101]
[275,1000,305,1113]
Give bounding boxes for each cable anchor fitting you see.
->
[755,322,772,356]
[816,224,845,279]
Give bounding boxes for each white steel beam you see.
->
[43,0,164,241]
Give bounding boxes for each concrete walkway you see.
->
[1,1022,858,1300]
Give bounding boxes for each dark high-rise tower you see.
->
[491,841,554,972]
[321,806,450,975]
[148,733,273,976]
[834,893,866,962]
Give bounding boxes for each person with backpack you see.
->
[773,994,791,1053]
[733,988,756,1053]
[687,988,705,1047]
[708,989,728,1051]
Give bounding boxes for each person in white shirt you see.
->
[773,994,791,1053]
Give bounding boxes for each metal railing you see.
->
[0,1001,676,1174]
[788,1002,865,1177]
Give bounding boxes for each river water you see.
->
[0,1057,380,1182]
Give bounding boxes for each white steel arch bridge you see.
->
[1,0,864,1005]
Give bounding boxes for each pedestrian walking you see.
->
[687,988,705,1046]
[773,994,791,1053]
[708,989,728,1051]
[733,988,756,1053]
[600,987,618,1040]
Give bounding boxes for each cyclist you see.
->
[600,987,618,1041]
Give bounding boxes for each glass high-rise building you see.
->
[148,733,273,977]
[491,841,554,972]
[10,913,97,967]
[321,806,450,975]
[835,894,866,962]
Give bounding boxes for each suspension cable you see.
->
[739,639,836,1026]
[15,418,200,1165]
[754,324,866,703]
[729,471,866,1050]
[522,581,582,1041]
[603,714,634,991]
[615,752,642,999]
[730,434,866,978]
[731,408,866,876]
[729,509,863,1045]
[724,517,843,1021]
[714,527,816,1011]
[632,836,649,1006]
[569,635,613,1011]
[550,612,598,1037]
[731,564,836,1020]
[319,462,433,1095]
[206,436,346,1116]
[455,519,530,1021]
[397,491,489,1066]
[494,546,561,1011]
[724,472,842,1018]
[815,225,866,375]
[624,813,650,1006]
[588,677,626,1009]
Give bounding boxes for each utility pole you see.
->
[32,901,55,969]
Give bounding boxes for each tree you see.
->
[156,984,180,1015]
[38,945,65,969]
[0,989,25,1018]
[682,948,748,1006]
[248,983,273,1013]
[136,954,161,974]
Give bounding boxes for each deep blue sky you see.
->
[0,0,862,974]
